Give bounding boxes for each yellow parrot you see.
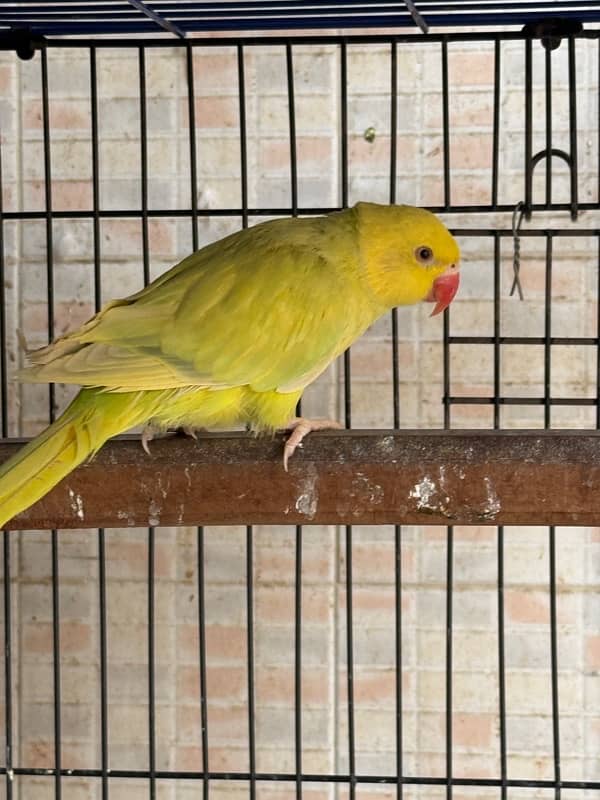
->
[0,202,460,527]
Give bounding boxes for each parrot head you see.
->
[356,202,461,315]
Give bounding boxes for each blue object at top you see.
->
[0,0,599,38]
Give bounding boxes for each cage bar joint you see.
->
[0,27,45,60]
[522,18,583,51]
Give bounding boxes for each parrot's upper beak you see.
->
[426,268,460,317]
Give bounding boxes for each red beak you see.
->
[427,271,460,316]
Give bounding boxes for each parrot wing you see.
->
[22,216,378,393]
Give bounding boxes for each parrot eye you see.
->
[415,245,434,265]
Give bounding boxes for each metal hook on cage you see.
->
[510,201,526,300]
[525,147,579,222]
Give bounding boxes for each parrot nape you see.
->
[0,202,460,527]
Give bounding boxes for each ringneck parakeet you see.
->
[0,202,460,527]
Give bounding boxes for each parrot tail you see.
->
[0,387,160,529]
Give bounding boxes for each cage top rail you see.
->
[1,0,600,38]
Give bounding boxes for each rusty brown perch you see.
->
[2,429,600,529]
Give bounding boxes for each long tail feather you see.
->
[0,387,160,528]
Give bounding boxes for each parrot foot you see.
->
[175,425,200,440]
[142,425,202,454]
[283,417,343,471]
[141,424,159,456]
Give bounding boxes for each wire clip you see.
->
[510,201,525,300]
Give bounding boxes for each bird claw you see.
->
[283,417,343,471]
[181,425,198,440]
[141,425,157,456]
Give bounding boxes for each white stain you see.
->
[157,474,169,500]
[376,435,395,454]
[438,465,451,504]
[148,499,161,527]
[482,477,501,519]
[295,468,319,519]
[117,509,136,527]
[353,472,384,505]
[410,476,437,510]
[68,488,85,521]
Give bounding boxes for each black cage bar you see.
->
[1,28,600,800]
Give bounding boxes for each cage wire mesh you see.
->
[0,29,599,800]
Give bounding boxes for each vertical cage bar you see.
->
[544,235,552,428]
[139,41,156,800]
[286,43,298,216]
[186,43,199,252]
[445,527,453,800]
[340,40,348,210]
[287,43,300,418]
[443,304,451,428]
[148,528,156,800]
[91,47,109,800]
[340,41,351,428]
[524,37,533,217]
[294,525,302,800]
[98,530,109,800]
[497,526,507,800]
[390,40,398,206]
[51,531,62,800]
[237,43,255,800]
[491,38,501,208]
[391,307,400,427]
[342,349,352,432]
[346,525,356,800]
[41,48,56,421]
[493,233,501,429]
[394,525,403,800]
[246,526,257,800]
[3,533,13,800]
[0,46,9,800]
[390,38,403,798]
[188,44,209,800]
[567,37,578,220]
[139,47,150,285]
[90,47,102,311]
[549,527,562,799]
[441,38,451,210]
[597,236,600,429]
[197,528,210,800]
[544,45,552,207]
[391,44,403,798]
[390,40,400,428]
[0,122,7,436]
[442,38,452,429]
[238,45,249,229]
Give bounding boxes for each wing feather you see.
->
[20,211,381,393]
